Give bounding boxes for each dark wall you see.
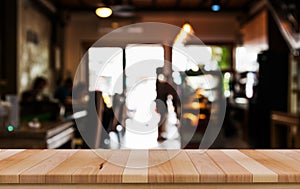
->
[0,0,66,96]
[248,10,290,148]
[0,0,18,95]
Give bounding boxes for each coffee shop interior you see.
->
[0,0,300,150]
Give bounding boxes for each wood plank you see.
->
[20,150,78,183]
[207,150,252,182]
[258,150,300,182]
[97,150,130,183]
[72,150,108,183]
[275,150,300,162]
[92,149,114,160]
[0,149,24,161]
[1,183,300,189]
[221,150,277,182]
[148,150,173,183]
[168,150,199,183]
[0,150,56,183]
[0,150,36,173]
[187,150,225,183]
[46,150,110,183]
[1,149,300,185]
[0,150,42,183]
[122,150,148,183]
[241,150,300,182]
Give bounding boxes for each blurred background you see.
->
[0,0,300,149]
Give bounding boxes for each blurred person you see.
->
[20,76,61,121]
[21,76,49,103]
[155,68,180,141]
[54,78,73,105]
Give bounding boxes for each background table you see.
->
[271,111,300,148]
[0,149,300,188]
[0,120,74,149]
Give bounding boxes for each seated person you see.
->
[20,77,60,121]
[21,76,49,103]
[54,78,72,105]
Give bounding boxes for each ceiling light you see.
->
[95,3,112,18]
[174,22,194,45]
[182,23,193,33]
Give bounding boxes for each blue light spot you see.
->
[7,125,14,132]
[212,4,220,12]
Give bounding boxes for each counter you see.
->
[0,149,300,188]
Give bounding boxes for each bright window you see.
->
[88,47,123,94]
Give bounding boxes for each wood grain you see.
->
[148,150,173,183]
[72,150,107,183]
[277,150,300,162]
[0,150,56,183]
[242,150,300,182]
[20,150,78,183]
[122,150,148,183]
[46,150,102,183]
[168,150,199,183]
[2,183,300,189]
[0,150,32,171]
[258,150,300,182]
[187,150,225,182]
[0,149,24,161]
[0,149,299,185]
[0,150,41,183]
[97,150,130,183]
[207,150,252,182]
[221,150,277,182]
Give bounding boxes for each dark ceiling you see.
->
[52,0,255,12]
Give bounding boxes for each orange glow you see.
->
[173,22,194,45]
[182,23,193,33]
[199,114,206,120]
[183,113,198,126]
[199,103,205,109]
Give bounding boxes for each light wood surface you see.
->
[241,150,300,182]
[96,150,129,183]
[187,150,225,182]
[148,150,173,183]
[122,150,148,183]
[221,150,277,182]
[207,150,252,182]
[0,149,300,185]
[20,150,78,183]
[2,184,300,189]
[169,150,199,182]
[0,150,56,183]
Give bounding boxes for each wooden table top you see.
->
[1,149,300,184]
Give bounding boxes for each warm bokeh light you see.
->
[183,113,198,127]
[199,114,206,120]
[182,23,193,33]
[173,22,194,45]
[102,93,112,108]
[95,7,112,18]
